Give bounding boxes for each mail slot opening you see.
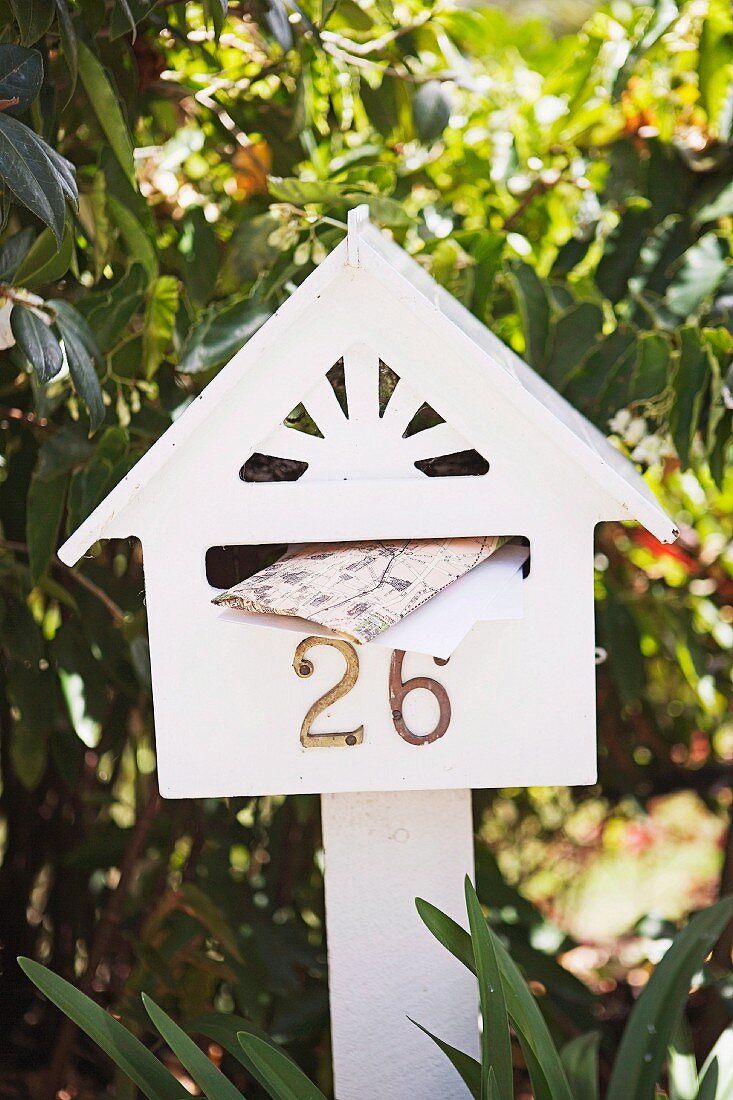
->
[205,544,288,589]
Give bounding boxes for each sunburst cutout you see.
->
[241,344,489,482]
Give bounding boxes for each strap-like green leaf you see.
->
[11,305,63,383]
[416,897,573,1100]
[464,878,513,1100]
[17,959,188,1100]
[142,995,248,1100]
[607,897,733,1100]
[560,1033,600,1100]
[410,1017,481,1098]
[77,41,136,184]
[54,0,77,96]
[236,1033,328,1100]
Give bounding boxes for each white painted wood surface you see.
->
[322,788,477,1099]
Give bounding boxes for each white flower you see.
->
[0,298,15,350]
[625,416,648,446]
[608,408,632,435]
[631,434,671,465]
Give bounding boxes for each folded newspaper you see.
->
[212,537,507,645]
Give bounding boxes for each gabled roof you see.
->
[59,206,676,566]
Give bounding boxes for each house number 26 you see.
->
[293,637,451,747]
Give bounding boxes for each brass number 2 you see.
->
[389,650,451,745]
[293,637,364,748]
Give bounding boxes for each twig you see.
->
[0,539,127,623]
[319,12,434,57]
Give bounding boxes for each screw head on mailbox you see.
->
[59,206,677,1100]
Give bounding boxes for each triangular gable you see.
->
[59,208,676,566]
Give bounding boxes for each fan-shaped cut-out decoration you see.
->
[241,345,490,482]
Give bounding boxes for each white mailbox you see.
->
[60,207,677,1100]
[59,206,675,799]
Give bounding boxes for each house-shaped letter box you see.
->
[59,207,676,799]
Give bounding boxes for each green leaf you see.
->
[27,469,67,583]
[77,40,136,184]
[44,145,79,210]
[416,898,573,1100]
[629,332,671,403]
[668,1017,698,1100]
[0,226,35,280]
[464,878,513,1100]
[10,721,47,789]
[188,1013,275,1068]
[141,996,247,1100]
[695,179,733,225]
[698,1026,733,1100]
[268,177,349,205]
[177,297,271,374]
[599,598,643,705]
[560,1033,599,1100]
[544,301,604,389]
[177,206,218,304]
[51,300,105,432]
[178,883,242,961]
[671,326,710,467]
[35,424,92,480]
[596,205,652,303]
[7,0,55,46]
[699,0,733,135]
[54,0,78,96]
[11,304,63,383]
[236,1033,328,1100]
[14,221,73,287]
[108,195,158,284]
[0,45,43,114]
[505,261,550,370]
[413,80,451,142]
[143,275,178,379]
[665,234,727,318]
[18,960,188,1100]
[606,898,733,1100]
[410,1019,481,1099]
[345,191,412,228]
[81,263,147,352]
[0,113,67,243]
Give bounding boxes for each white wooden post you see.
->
[321,789,478,1099]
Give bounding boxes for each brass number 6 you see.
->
[389,650,451,745]
[293,637,364,748]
